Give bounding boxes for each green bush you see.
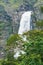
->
[1,30,43,65]
[20,30,43,65]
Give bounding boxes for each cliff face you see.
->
[34,0,43,20]
[0,5,13,46]
[0,0,43,45]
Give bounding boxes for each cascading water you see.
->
[14,11,32,59]
[18,11,32,34]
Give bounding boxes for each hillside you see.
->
[0,0,43,64]
[0,0,43,45]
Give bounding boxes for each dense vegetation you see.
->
[0,0,43,65]
[0,30,43,65]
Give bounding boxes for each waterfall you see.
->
[14,11,32,59]
[18,11,32,34]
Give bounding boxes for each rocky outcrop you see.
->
[0,5,13,46]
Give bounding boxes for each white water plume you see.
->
[18,11,32,34]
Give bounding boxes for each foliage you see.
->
[7,34,22,47]
[0,59,2,65]
[17,30,43,65]
[1,30,43,65]
[1,60,19,65]
[40,6,43,13]
[35,20,43,30]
